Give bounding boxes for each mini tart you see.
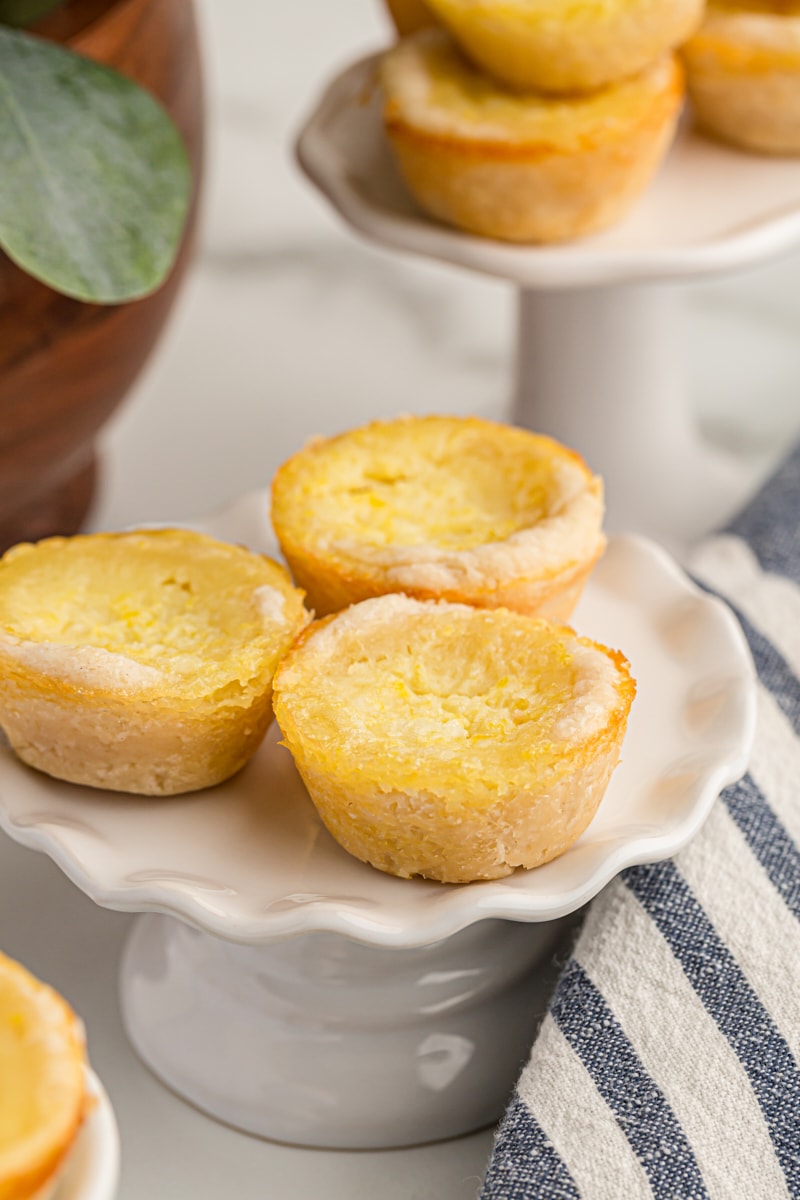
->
[385,0,438,35]
[683,2,800,154]
[271,415,606,621]
[0,952,88,1200]
[274,595,636,883]
[0,529,309,796]
[423,0,703,94]
[380,31,684,244]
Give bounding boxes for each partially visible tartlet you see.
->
[422,0,703,94]
[385,0,438,35]
[379,30,684,243]
[0,951,88,1200]
[274,595,636,883]
[271,415,606,621]
[683,1,800,154]
[0,529,309,795]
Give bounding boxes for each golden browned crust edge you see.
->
[274,613,637,883]
[0,667,277,796]
[0,954,88,1200]
[0,530,309,795]
[683,14,800,153]
[271,419,607,617]
[381,60,684,242]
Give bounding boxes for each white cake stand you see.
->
[0,493,755,1149]
[295,52,800,545]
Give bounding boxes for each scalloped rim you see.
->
[0,496,756,949]
[295,51,800,290]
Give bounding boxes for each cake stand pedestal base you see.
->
[120,912,569,1149]
[514,284,749,546]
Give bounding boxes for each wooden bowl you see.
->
[0,0,204,552]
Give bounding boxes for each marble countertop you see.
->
[1,2,800,1198]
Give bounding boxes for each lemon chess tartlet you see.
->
[271,415,606,621]
[683,1,800,154]
[385,0,437,35]
[274,595,636,883]
[422,0,703,94]
[379,31,684,243]
[0,529,309,796]
[0,951,88,1200]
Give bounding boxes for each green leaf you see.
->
[0,0,64,28]
[0,27,191,303]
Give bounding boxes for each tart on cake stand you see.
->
[295,52,800,545]
[0,493,755,1149]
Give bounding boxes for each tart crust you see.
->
[380,31,684,243]
[683,2,800,154]
[0,529,309,795]
[271,415,606,620]
[274,594,636,883]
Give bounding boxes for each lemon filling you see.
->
[0,1007,66,1154]
[305,451,550,552]
[382,32,673,146]
[0,531,302,697]
[278,597,624,798]
[278,421,572,555]
[0,958,85,1200]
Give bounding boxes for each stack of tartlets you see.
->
[379,1,702,242]
[271,415,636,883]
[0,416,636,885]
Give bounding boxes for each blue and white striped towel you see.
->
[481,444,800,1200]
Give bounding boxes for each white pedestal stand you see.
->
[119,913,569,1148]
[513,285,744,539]
[296,54,800,546]
[0,442,757,1147]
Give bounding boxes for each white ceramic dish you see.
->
[0,490,756,950]
[296,52,800,290]
[52,1069,120,1200]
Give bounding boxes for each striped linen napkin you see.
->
[481,444,800,1200]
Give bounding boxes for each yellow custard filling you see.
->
[0,529,306,700]
[382,33,675,147]
[0,954,86,1200]
[275,596,627,801]
[274,417,574,555]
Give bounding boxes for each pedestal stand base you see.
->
[120,913,570,1148]
[514,286,752,548]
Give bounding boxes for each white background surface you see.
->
[2,1,800,1197]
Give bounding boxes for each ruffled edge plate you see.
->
[0,491,756,948]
